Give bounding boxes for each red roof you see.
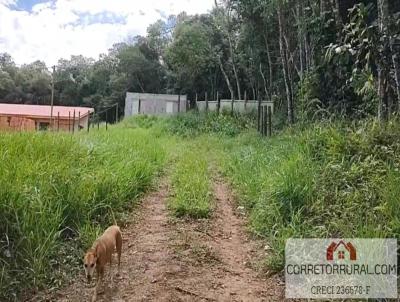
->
[0,103,94,119]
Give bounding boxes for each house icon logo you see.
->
[326,240,357,261]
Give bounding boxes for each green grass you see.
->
[161,110,255,137]
[0,126,167,300]
[168,143,213,219]
[217,119,400,271]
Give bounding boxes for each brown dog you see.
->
[84,225,122,301]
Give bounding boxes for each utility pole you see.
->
[50,65,55,130]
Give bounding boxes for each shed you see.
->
[125,93,187,117]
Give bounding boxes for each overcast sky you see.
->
[0,0,214,66]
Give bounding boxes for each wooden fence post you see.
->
[216,91,220,115]
[57,112,60,131]
[68,111,71,132]
[231,97,234,115]
[78,112,81,131]
[87,110,90,132]
[244,90,248,112]
[105,110,108,131]
[260,106,264,136]
[267,106,272,137]
[116,103,119,123]
[178,94,181,113]
[257,93,262,132]
[205,91,209,114]
[72,110,76,134]
[138,98,141,115]
[263,107,268,136]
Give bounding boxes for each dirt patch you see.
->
[166,177,285,301]
[29,176,284,301]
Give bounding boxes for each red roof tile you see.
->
[0,103,94,119]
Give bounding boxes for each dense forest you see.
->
[0,0,399,123]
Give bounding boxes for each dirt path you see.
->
[167,177,284,301]
[32,176,284,301]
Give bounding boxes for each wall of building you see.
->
[0,115,90,132]
[0,116,36,131]
[196,100,275,113]
[125,93,187,117]
[36,115,90,131]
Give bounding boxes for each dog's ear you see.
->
[94,245,100,260]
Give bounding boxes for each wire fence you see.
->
[88,103,119,132]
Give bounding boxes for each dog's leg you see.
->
[92,269,101,302]
[93,267,105,302]
[116,231,122,276]
[109,254,113,284]
[92,282,98,302]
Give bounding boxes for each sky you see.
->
[0,0,214,66]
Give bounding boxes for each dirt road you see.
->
[32,176,284,301]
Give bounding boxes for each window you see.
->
[39,122,50,131]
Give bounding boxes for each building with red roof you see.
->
[0,103,94,132]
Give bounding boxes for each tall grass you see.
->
[161,111,254,137]
[169,143,213,219]
[216,119,400,271]
[0,126,166,300]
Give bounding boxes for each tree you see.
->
[0,71,15,99]
[165,20,215,93]
[118,44,164,93]
[277,1,294,124]
[377,0,390,120]
[213,1,242,100]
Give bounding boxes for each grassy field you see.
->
[2,112,399,300]
[0,126,168,300]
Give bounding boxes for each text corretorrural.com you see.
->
[285,239,398,299]
[286,263,397,275]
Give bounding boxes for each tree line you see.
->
[0,0,399,123]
